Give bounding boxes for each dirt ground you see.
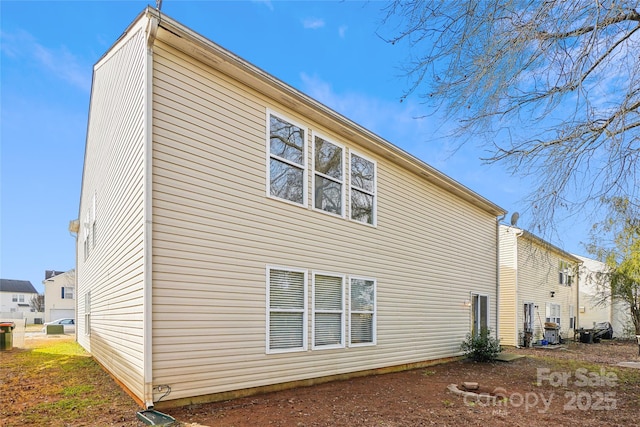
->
[167,340,640,427]
[3,333,639,427]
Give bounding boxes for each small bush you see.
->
[460,328,501,362]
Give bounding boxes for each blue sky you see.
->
[1,1,591,293]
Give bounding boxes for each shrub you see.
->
[460,328,502,362]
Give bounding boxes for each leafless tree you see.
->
[380,1,640,232]
[30,294,45,312]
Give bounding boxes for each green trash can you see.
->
[0,322,15,351]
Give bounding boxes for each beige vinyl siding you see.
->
[498,226,518,346]
[76,25,147,402]
[150,40,498,402]
[514,236,577,342]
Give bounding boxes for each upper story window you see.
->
[62,287,74,300]
[350,153,376,225]
[313,134,344,216]
[558,260,573,286]
[268,113,306,205]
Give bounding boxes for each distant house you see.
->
[574,255,632,338]
[76,7,505,409]
[0,279,39,314]
[498,225,581,347]
[43,270,76,323]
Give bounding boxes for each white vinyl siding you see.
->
[149,35,499,403]
[349,277,376,346]
[266,267,307,353]
[267,112,307,206]
[349,152,376,226]
[312,273,345,349]
[76,24,147,401]
[313,134,344,217]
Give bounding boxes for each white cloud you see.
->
[338,25,348,38]
[1,29,91,92]
[302,18,325,30]
[252,0,274,11]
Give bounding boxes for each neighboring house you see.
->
[574,255,632,338]
[76,7,505,409]
[0,279,39,314]
[498,225,581,347]
[43,270,76,323]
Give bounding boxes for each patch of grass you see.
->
[62,384,94,397]
[422,370,436,377]
[1,337,140,426]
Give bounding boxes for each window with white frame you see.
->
[12,295,17,302]
[61,287,74,300]
[313,273,345,349]
[268,113,306,205]
[84,291,91,336]
[313,135,344,216]
[349,277,376,345]
[18,294,25,303]
[91,192,97,248]
[569,305,575,329]
[350,153,376,225]
[267,267,307,352]
[558,260,573,286]
[545,302,561,325]
[471,293,489,336]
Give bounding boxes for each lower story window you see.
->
[267,267,307,353]
[349,277,376,346]
[546,303,561,325]
[471,293,489,336]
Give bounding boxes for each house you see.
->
[498,225,581,347]
[75,7,506,409]
[574,255,633,338]
[0,279,39,315]
[43,270,76,323]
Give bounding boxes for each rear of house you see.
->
[76,7,505,408]
[499,225,580,347]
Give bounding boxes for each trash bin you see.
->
[0,322,15,351]
[580,331,593,344]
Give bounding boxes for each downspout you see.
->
[495,214,506,339]
[514,228,524,347]
[143,12,159,410]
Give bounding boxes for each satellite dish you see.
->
[510,212,520,227]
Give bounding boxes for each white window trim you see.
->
[545,302,561,325]
[265,109,308,208]
[348,275,377,347]
[312,271,346,350]
[471,292,490,336]
[312,132,345,218]
[348,150,377,227]
[265,265,308,354]
[84,291,91,336]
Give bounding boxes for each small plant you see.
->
[422,369,436,377]
[460,328,502,362]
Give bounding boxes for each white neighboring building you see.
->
[575,255,633,338]
[43,270,76,323]
[0,279,39,314]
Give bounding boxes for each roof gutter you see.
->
[145,7,505,217]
